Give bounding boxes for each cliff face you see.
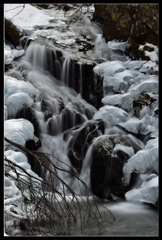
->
[93,4,158,46]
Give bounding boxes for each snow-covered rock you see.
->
[114,144,134,157]
[4,43,25,65]
[93,105,129,126]
[4,75,35,118]
[122,138,158,186]
[4,4,54,33]
[125,175,158,206]
[4,118,34,151]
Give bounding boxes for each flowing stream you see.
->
[5,5,158,236]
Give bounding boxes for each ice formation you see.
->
[93,105,129,126]
[4,118,34,151]
[28,29,76,45]
[107,40,127,52]
[4,75,35,118]
[122,137,158,186]
[139,43,158,74]
[125,175,158,206]
[4,4,54,33]
[4,43,25,65]
[114,144,134,157]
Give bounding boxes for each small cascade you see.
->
[23,42,62,79]
[19,40,98,193]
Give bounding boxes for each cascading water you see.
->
[19,41,98,194]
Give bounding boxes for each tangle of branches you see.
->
[4,137,115,236]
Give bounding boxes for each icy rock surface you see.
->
[4,118,34,151]
[107,40,127,52]
[28,29,76,45]
[4,43,25,65]
[4,75,35,118]
[114,144,134,157]
[125,175,158,206]
[4,4,55,33]
[93,105,129,126]
[122,138,158,186]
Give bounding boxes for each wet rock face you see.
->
[16,104,40,137]
[93,4,158,46]
[82,64,103,109]
[90,135,141,199]
[67,120,105,173]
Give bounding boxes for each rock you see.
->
[93,4,158,45]
[125,41,151,61]
[25,135,42,150]
[133,91,157,119]
[30,4,51,9]
[41,97,64,115]
[90,134,142,199]
[82,64,103,109]
[61,106,86,132]
[67,120,105,173]
[44,111,52,121]
[16,104,40,137]
[5,18,24,47]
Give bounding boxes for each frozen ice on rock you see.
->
[118,116,141,134]
[4,176,20,199]
[7,92,34,118]
[102,92,133,112]
[114,144,134,157]
[125,175,158,206]
[139,43,158,62]
[122,138,158,186]
[4,4,55,33]
[4,150,28,172]
[108,40,128,52]
[4,75,35,98]
[138,43,158,74]
[118,114,158,136]
[4,75,35,118]
[127,60,147,70]
[28,29,76,45]
[4,118,34,151]
[93,61,127,78]
[93,105,129,125]
[4,43,25,65]
[127,77,158,97]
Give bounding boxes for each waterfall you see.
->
[19,41,99,194]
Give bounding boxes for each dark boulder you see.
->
[90,134,142,199]
[25,135,42,151]
[5,18,24,47]
[67,120,105,173]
